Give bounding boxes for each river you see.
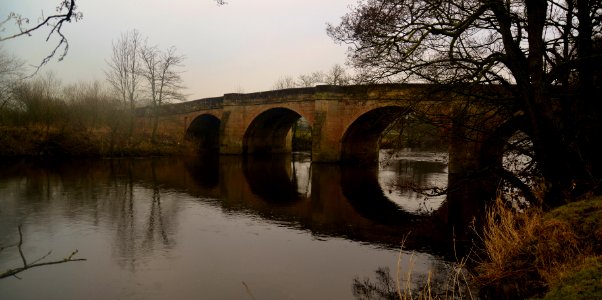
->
[0,150,457,299]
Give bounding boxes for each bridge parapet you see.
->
[140,83,512,116]
[136,96,224,116]
[314,83,445,101]
[223,88,316,106]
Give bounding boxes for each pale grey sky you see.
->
[2,0,354,99]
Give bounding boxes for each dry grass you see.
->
[351,234,476,300]
[477,198,543,285]
[476,196,602,299]
[396,254,475,300]
[393,235,475,300]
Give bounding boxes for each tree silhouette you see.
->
[328,0,602,206]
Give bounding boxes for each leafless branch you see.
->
[1,0,83,73]
[0,225,86,280]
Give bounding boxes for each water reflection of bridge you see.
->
[132,155,455,255]
[0,156,474,258]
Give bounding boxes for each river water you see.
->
[0,150,456,299]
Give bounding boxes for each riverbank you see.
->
[0,126,194,157]
[476,196,602,299]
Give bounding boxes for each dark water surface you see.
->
[0,151,454,299]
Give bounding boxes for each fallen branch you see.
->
[0,225,86,280]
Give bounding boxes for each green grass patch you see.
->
[537,256,602,300]
[543,197,602,253]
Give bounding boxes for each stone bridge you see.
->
[140,84,513,173]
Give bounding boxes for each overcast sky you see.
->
[2,0,355,99]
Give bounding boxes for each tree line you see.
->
[0,28,187,156]
[272,64,353,89]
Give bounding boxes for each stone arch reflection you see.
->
[242,155,302,204]
[339,164,421,226]
[184,153,220,189]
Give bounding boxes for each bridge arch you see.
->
[341,106,412,164]
[186,114,221,152]
[243,107,309,154]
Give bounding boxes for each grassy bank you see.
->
[379,197,602,299]
[477,196,602,299]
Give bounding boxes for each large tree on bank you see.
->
[105,29,143,136]
[328,0,601,206]
[139,44,186,143]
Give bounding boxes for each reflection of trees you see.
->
[386,159,447,190]
[352,261,474,300]
[143,160,170,248]
[292,154,312,197]
[352,267,398,300]
[379,158,448,215]
[0,160,67,245]
[0,159,180,271]
[111,159,176,269]
[112,160,137,270]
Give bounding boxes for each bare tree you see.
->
[0,47,24,111]
[328,0,602,206]
[11,72,65,131]
[273,76,298,90]
[105,29,143,136]
[324,64,350,85]
[273,72,324,89]
[139,44,186,142]
[297,71,325,87]
[62,80,116,131]
[273,65,352,90]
